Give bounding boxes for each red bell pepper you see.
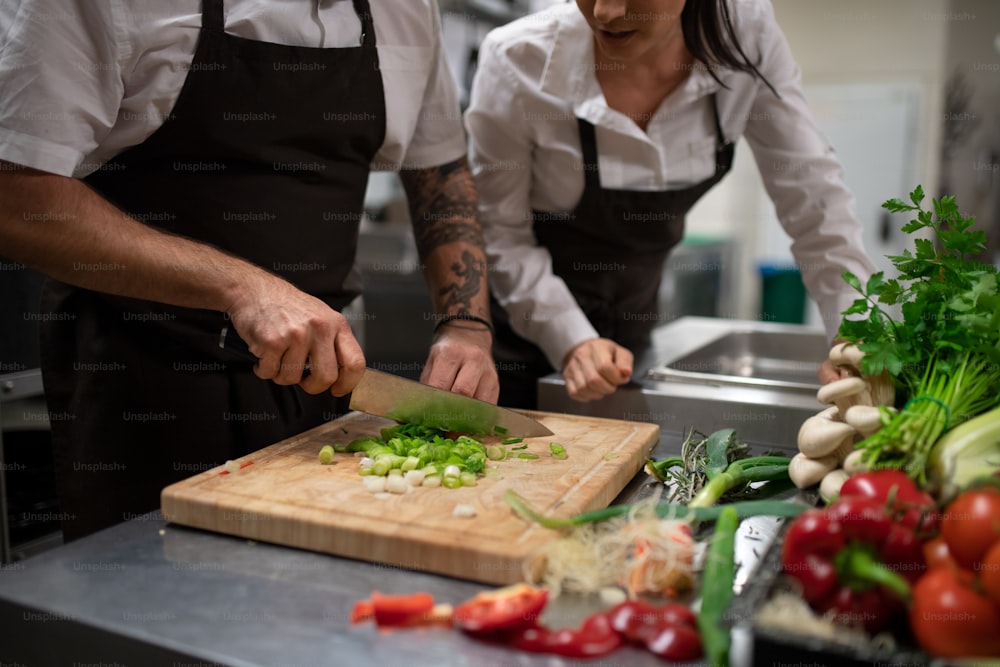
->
[782,495,921,633]
[839,469,937,533]
[452,584,547,633]
[351,591,444,628]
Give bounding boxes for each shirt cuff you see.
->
[0,129,82,177]
[521,307,599,371]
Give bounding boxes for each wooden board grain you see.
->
[161,410,658,584]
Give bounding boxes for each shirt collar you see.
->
[539,6,722,129]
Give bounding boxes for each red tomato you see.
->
[922,536,958,571]
[370,591,436,627]
[507,612,622,658]
[940,487,1000,570]
[453,584,548,633]
[980,540,1000,606]
[909,568,1000,658]
[606,600,696,643]
[645,623,703,660]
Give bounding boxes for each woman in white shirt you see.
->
[466,0,877,408]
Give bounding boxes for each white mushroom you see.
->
[797,412,857,458]
[817,376,871,414]
[867,370,896,408]
[788,452,839,489]
[843,405,886,437]
[832,438,858,464]
[828,342,866,372]
[842,449,869,475]
[819,468,851,502]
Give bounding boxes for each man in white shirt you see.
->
[0,0,497,538]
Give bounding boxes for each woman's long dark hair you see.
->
[681,0,779,96]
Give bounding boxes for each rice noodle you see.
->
[524,492,695,598]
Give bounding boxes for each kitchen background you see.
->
[1,0,998,561]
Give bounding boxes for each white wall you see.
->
[688,0,952,322]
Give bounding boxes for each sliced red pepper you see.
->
[369,591,436,627]
[782,495,919,633]
[349,599,374,624]
[452,584,547,633]
[839,469,937,532]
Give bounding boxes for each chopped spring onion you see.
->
[318,446,335,465]
[517,452,539,460]
[502,437,524,445]
[328,423,494,492]
[453,504,477,518]
[549,443,567,460]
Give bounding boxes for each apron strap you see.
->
[354,0,377,48]
[202,0,224,33]
[576,118,602,190]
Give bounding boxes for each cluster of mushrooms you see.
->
[789,342,896,501]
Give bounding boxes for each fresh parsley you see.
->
[838,185,1000,482]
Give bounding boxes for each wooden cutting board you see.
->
[161,410,659,585]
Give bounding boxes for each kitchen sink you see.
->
[537,318,828,452]
[645,328,829,392]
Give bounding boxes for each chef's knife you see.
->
[219,326,552,438]
[349,367,553,438]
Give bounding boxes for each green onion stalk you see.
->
[644,428,792,507]
[504,489,806,530]
[856,349,1000,485]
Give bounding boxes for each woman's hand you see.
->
[818,358,850,384]
[562,338,633,402]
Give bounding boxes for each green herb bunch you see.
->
[839,185,1000,482]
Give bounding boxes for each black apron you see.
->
[39,0,386,540]
[493,95,734,408]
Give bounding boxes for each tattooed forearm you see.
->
[437,248,485,313]
[399,157,491,320]
[399,157,484,257]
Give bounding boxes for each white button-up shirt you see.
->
[465,0,877,369]
[0,0,466,178]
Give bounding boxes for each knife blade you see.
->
[218,327,552,437]
[349,368,553,438]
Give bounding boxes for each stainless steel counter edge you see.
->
[0,507,690,666]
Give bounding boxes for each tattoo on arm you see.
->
[399,158,488,316]
[400,157,484,255]
[438,248,484,313]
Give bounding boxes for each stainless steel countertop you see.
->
[0,454,691,667]
[0,317,814,666]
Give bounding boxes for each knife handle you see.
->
[219,326,258,362]
[218,327,312,377]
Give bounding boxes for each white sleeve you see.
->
[741,0,877,341]
[397,1,468,169]
[465,32,597,369]
[0,0,126,176]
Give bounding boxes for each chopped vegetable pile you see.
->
[324,423,495,492]
[320,422,569,493]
